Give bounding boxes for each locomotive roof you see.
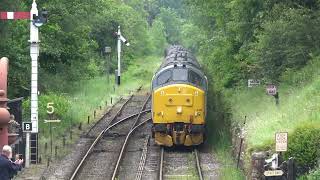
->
[152,63,208,91]
[152,45,207,91]
[160,46,201,70]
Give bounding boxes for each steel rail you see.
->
[69,109,150,180]
[159,148,204,180]
[194,148,204,180]
[85,97,122,136]
[134,135,150,180]
[85,95,131,136]
[159,147,164,180]
[85,85,142,136]
[111,94,151,180]
[69,94,137,180]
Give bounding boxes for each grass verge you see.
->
[215,137,245,180]
[225,58,320,176]
[205,87,245,180]
[22,56,161,163]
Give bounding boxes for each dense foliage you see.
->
[0,0,168,97]
[2,0,320,177]
[182,0,320,176]
[285,124,320,174]
[185,0,320,88]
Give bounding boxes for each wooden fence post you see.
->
[287,157,296,180]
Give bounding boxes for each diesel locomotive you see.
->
[151,45,208,146]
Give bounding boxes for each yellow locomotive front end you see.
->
[152,84,206,146]
[152,45,207,147]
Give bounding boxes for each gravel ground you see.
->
[14,96,135,180]
[103,95,151,180]
[198,144,220,180]
[162,145,220,180]
[75,137,125,180]
[86,98,127,138]
[116,113,152,179]
[163,147,196,180]
[14,164,47,180]
[38,97,128,180]
[141,141,161,180]
[73,94,150,180]
[40,138,93,180]
[117,135,147,180]
[15,92,222,180]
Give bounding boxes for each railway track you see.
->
[85,97,125,138]
[69,93,151,180]
[159,147,204,180]
[111,94,151,180]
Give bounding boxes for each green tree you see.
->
[157,8,182,44]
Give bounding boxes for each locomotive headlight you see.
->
[157,111,164,117]
[177,106,182,114]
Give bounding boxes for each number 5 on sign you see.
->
[47,102,55,114]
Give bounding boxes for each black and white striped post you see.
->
[115,26,130,86]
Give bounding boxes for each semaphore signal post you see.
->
[1,0,47,167]
[115,26,130,86]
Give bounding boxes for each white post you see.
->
[30,0,39,133]
[26,0,39,167]
[117,26,121,85]
[271,153,279,169]
[25,132,30,168]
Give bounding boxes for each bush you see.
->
[252,6,320,82]
[281,56,320,86]
[284,123,320,174]
[299,168,320,180]
[22,93,70,133]
[307,168,320,179]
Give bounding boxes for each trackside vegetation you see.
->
[2,0,320,179]
[227,59,320,176]
[185,1,320,178]
[22,56,160,161]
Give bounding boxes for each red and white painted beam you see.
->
[0,12,30,20]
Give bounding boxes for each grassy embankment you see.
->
[23,56,161,162]
[205,90,246,180]
[197,54,245,179]
[226,59,320,178]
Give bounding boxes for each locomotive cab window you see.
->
[189,70,206,89]
[188,70,201,86]
[157,69,172,86]
[172,68,188,81]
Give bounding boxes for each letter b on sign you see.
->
[23,122,32,132]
